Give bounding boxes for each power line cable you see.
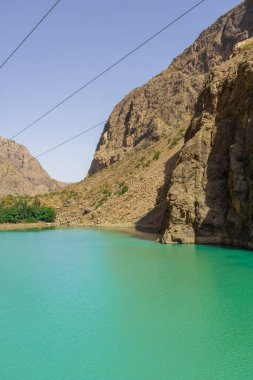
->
[35,120,106,159]
[0,0,208,189]
[0,120,105,186]
[8,0,207,141]
[0,0,63,70]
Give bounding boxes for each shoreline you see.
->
[1,222,252,250]
[0,222,159,241]
[0,222,52,231]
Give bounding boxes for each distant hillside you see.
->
[0,137,64,195]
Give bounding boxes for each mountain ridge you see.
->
[89,0,252,174]
[0,137,64,195]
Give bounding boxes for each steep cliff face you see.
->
[0,137,64,196]
[37,1,253,251]
[89,0,253,174]
[162,43,253,249]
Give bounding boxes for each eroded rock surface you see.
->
[162,45,253,249]
[0,137,64,195]
[89,0,253,174]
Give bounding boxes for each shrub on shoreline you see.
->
[0,198,56,224]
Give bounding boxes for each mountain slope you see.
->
[0,137,64,196]
[33,135,184,229]
[89,0,253,174]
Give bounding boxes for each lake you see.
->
[0,228,253,379]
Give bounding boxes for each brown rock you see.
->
[162,44,253,249]
[0,137,64,196]
[89,0,253,175]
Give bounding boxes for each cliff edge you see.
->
[162,40,253,249]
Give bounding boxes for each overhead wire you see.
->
[0,120,106,185]
[7,0,207,141]
[0,0,208,190]
[0,0,63,70]
[35,120,106,159]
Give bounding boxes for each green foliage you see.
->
[59,189,79,200]
[4,195,15,206]
[95,186,113,209]
[179,128,185,137]
[170,137,180,148]
[117,185,129,196]
[136,153,155,168]
[95,200,105,209]
[0,199,56,224]
[143,160,151,168]
[102,188,112,196]
[169,130,185,149]
[33,196,41,207]
[153,151,160,160]
[135,156,146,168]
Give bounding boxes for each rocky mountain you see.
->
[162,41,253,248]
[0,137,64,196]
[22,1,253,249]
[89,0,253,174]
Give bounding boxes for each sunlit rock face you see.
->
[0,137,64,195]
[89,0,252,175]
[162,45,253,249]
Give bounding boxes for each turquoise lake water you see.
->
[0,228,253,380]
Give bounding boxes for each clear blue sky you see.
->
[0,0,241,182]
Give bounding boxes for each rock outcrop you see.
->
[89,0,253,175]
[162,42,253,249]
[0,137,64,195]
